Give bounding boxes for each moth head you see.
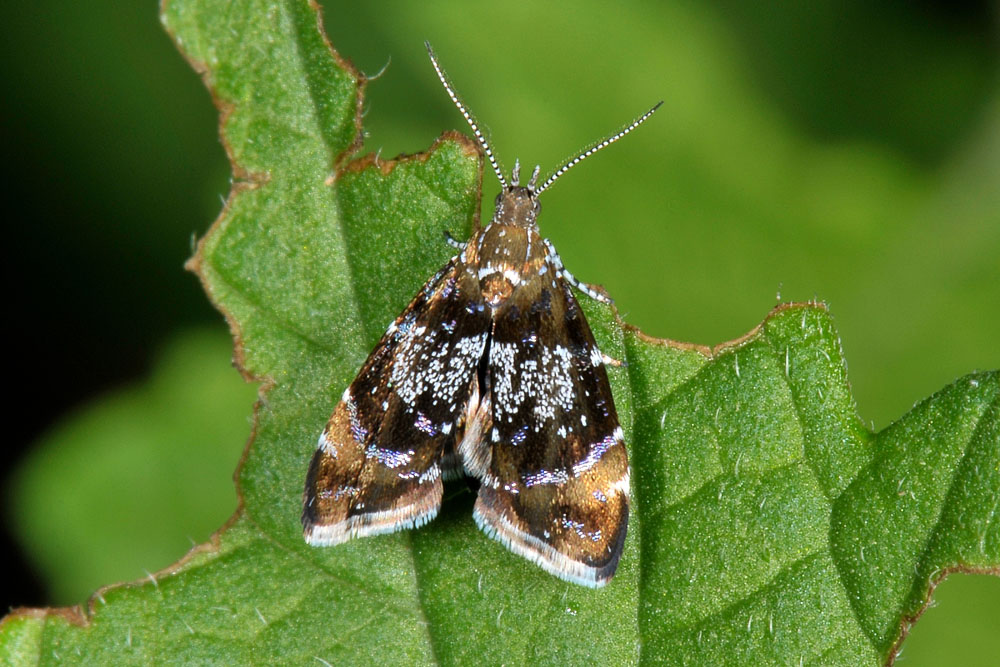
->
[494,187,540,228]
[491,160,542,227]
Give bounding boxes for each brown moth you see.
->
[302,43,660,587]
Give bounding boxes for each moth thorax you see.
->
[493,186,541,228]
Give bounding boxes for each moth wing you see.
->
[303,257,489,545]
[470,276,629,587]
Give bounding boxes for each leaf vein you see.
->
[279,0,368,357]
[406,531,442,665]
[909,385,997,600]
[762,330,882,653]
[676,550,826,633]
[209,260,339,356]
[761,332,827,501]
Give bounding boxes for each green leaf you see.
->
[2,0,996,664]
[628,312,998,662]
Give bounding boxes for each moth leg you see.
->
[542,238,613,305]
[601,352,626,368]
[444,230,466,251]
[541,239,623,363]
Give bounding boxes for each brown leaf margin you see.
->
[886,565,1000,665]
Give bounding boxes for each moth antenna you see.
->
[425,42,507,188]
[535,101,662,195]
[511,159,521,186]
[527,165,541,191]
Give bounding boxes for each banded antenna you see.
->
[535,101,662,195]
[426,42,507,188]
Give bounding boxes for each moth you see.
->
[303,43,660,587]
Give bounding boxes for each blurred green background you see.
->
[2,1,998,663]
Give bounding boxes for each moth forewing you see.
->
[302,258,488,544]
[472,263,630,587]
[302,42,659,587]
